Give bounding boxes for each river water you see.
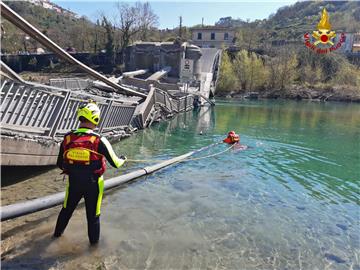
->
[1,100,359,270]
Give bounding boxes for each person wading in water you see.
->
[54,101,126,245]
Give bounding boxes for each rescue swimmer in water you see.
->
[223,131,239,144]
[53,100,127,245]
[223,131,248,150]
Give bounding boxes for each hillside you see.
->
[216,1,360,42]
[1,1,102,54]
[215,2,360,101]
[265,1,360,40]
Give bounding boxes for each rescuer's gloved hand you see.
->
[117,155,127,167]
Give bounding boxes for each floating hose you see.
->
[126,142,234,163]
[0,141,234,221]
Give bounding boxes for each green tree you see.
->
[233,50,267,91]
[216,51,238,93]
[266,48,298,90]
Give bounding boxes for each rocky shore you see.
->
[217,85,360,103]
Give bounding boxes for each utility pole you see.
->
[179,16,182,38]
[202,17,204,27]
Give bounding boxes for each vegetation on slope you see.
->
[216,1,360,101]
[1,1,100,53]
[217,48,359,95]
[1,1,182,55]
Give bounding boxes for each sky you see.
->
[52,1,297,29]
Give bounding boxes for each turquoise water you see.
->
[103,100,359,269]
[2,100,360,269]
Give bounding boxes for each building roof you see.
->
[191,26,235,32]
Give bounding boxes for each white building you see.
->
[191,27,235,48]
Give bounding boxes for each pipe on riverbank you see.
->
[0,143,219,221]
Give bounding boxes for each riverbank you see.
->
[217,85,360,103]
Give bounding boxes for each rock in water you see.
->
[336,223,348,231]
[325,253,346,263]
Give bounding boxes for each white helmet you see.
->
[77,101,101,125]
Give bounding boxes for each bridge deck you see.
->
[1,78,195,166]
[198,48,220,103]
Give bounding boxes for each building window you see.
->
[211,33,215,40]
[197,33,202,40]
[224,32,229,40]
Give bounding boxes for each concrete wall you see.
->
[125,42,183,77]
[121,77,180,91]
[1,135,59,166]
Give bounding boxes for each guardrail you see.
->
[154,89,193,113]
[154,89,173,112]
[0,80,137,137]
[132,85,195,130]
[49,78,91,90]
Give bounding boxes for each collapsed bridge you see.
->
[0,2,222,166]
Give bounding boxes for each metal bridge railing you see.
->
[132,85,195,130]
[153,88,194,113]
[49,78,91,90]
[0,80,137,137]
[100,101,136,132]
[1,80,66,135]
[154,89,174,112]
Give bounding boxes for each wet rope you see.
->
[185,143,235,161]
[126,142,235,163]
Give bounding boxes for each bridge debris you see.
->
[0,2,146,98]
[0,2,220,167]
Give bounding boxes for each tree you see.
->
[216,51,238,93]
[93,19,101,53]
[138,2,158,40]
[179,16,182,38]
[233,50,267,91]
[102,16,115,65]
[115,2,158,61]
[266,46,298,90]
[235,23,265,51]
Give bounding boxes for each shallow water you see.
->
[2,100,360,270]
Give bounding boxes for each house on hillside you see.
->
[339,33,360,54]
[191,26,235,48]
[352,33,360,53]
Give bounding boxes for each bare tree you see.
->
[115,2,158,61]
[138,2,158,40]
[101,15,115,65]
[115,2,140,60]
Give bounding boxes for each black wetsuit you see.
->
[54,128,124,244]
